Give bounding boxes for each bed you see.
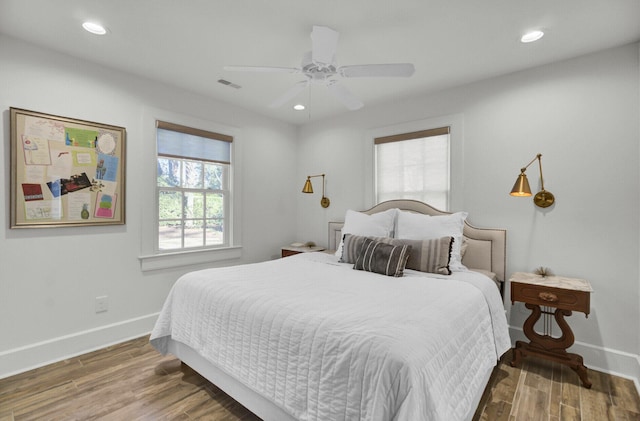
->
[150,200,510,421]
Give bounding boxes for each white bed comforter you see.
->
[150,252,510,421]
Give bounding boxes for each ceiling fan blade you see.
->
[311,25,339,65]
[269,81,308,108]
[224,65,299,73]
[339,63,415,78]
[327,81,364,110]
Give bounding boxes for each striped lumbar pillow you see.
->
[353,238,412,277]
[379,236,453,275]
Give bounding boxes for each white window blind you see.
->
[157,121,231,164]
[375,127,450,210]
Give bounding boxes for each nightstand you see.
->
[281,245,325,258]
[510,272,593,388]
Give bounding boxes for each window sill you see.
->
[138,246,242,272]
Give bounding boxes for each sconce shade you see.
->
[302,177,313,193]
[510,172,532,197]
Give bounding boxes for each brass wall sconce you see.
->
[302,174,330,208]
[510,153,555,208]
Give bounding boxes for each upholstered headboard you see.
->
[328,199,507,284]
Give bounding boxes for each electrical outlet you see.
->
[95,296,108,313]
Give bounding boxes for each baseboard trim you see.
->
[509,326,640,394]
[0,312,159,379]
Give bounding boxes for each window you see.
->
[375,126,450,210]
[156,121,232,252]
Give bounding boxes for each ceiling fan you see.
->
[224,25,415,111]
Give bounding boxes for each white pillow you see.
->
[335,208,398,258]
[395,210,468,271]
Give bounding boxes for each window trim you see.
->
[139,108,242,271]
[157,120,233,143]
[364,114,464,211]
[374,126,450,145]
[139,246,242,272]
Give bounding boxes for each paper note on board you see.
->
[23,165,46,183]
[24,116,65,142]
[65,127,98,148]
[25,200,62,220]
[21,135,51,165]
[68,192,92,220]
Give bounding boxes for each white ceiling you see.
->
[1,0,639,125]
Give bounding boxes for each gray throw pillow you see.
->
[353,238,412,277]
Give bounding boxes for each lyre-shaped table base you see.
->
[510,303,592,389]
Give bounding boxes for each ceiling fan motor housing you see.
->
[301,51,337,82]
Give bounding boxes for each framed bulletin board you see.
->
[10,108,126,228]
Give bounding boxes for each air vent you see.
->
[217,79,241,89]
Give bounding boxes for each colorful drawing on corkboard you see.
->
[95,192,117,219]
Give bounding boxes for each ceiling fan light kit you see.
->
[224,25,415,111]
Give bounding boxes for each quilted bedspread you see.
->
[150,252,510,421]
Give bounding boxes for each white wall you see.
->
[0,35,298,377]
[297,43,640,379]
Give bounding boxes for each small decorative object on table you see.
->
[534,266,553,277]
[281,242,325,258]
[510,271,593,388]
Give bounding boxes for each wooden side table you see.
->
[281,245,325,258]
[510,272,593,388]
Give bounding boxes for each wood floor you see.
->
[1,336,639,420]
[474,350,640,421]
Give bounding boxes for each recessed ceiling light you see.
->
[293,104,305,111]
[82,22,107,35]
[521,30,544,43]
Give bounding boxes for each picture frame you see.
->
[10,107,126,228]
